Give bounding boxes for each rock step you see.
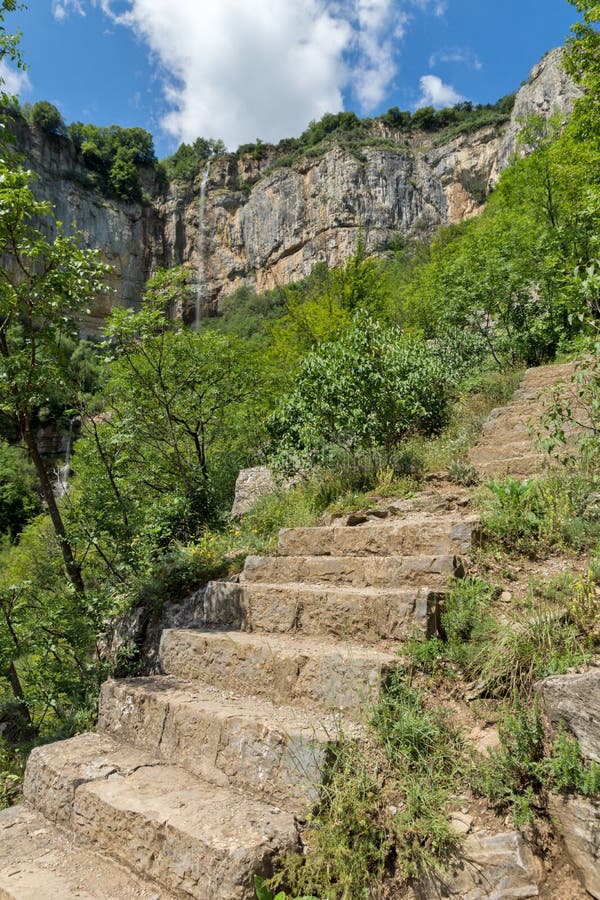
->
[471,440,540,460]
[203,580,443,642]
[0,804,171,900]
[159,629,399,717]
[24,733,299,900]
[277,514,477,557]
[241,553,464,587]
[98,676,345,809]
[474,454,543,479]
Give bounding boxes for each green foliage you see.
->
[539,345,600,464]
[0,441,39,538]
[268,313,452,474]
[254,876,317,900]
[0,743,24,809]
[62,120,157,200]
[30,100,66,136]
[566,0,600,139]
[162,137,225,182]
[0,515,114,736]
[409,568,596,699]
[0,158,108,595]
[547,726,600,795]
[474,703,546,826]
[272,675,463,897]
[0,2,25,111]
[476,707,600,826]
[480,469,600,556]
[108,146,142,202]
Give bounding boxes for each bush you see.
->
[268,313,452,474]
[271,674,463,897]
[30,100,66,137]
[0,441,40,539]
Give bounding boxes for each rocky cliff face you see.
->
[14,47,579,327]
[11,117,166,336]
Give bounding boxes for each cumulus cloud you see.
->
[52,0,85,22]
[0,60,31,98]
[417,74,464,108]
[429,47,482,70]
[353,0,409,109]
[63,0,452,148]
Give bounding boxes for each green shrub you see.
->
[271,675,464,897]
[474,703,545,826]
[546,726,600,796]
[30,100,66,136]
[0,441,40,539]
[268,313,452,475]
[0,744,24,809]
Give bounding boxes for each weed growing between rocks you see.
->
[479,472,600,556]
[268,674,465,899]
[473,706,600,827]
[408,570,597,698]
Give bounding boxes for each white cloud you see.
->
[68,0,454,149]
[409,0,447,14]
[52,0,85,22]
[429,47,482,70]
[0,60,31,98]
[353,0,409,110]
[417,74,464,108]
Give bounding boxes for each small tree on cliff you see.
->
[0,162,109,595]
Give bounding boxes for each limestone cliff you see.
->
[13,47,579,326]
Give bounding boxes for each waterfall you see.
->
[56,417,75,498]
[195,158,211,331]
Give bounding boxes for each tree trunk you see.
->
[21,419,86,596]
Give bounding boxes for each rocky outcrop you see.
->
[151,48,582,313]
[10,116,165,338]
[423,831,541,899]
[496,47,583,171]
[13,48,580,327]
[537,667,600,898]
[537,668,600,763]
[548,794,600,899]
[230,466,276,518]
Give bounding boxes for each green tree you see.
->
[0,163,108,594]
[109,145,141,202]
[30,100,66,137]
[566,0,600,138]
[0,441,39,539]
[73,301,267,557]
[268,313,451,474]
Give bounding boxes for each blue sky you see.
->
[7,1,579,158]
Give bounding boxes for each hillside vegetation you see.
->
[0,1,599,894]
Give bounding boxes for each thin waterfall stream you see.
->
[56,417,75,497]
[195,158,211,331]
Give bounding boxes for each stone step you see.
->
[0,805,171,900]
[474,454,543,479]
[24,733,299,900]
[0,804,174,900]
[475,443,540,463]
[159,629,398,717]
[203,580,443,642]
[98,676,344,809]
[277,513,477,557]
[241,553,464,587]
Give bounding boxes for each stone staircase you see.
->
[0,493,477,899]
[3,359,587,899]
[469,360,578,479]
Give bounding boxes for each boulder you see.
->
[230,466,276,518]
[536,668,600,762]
[421,832,540,898]
[549,793,600,899]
